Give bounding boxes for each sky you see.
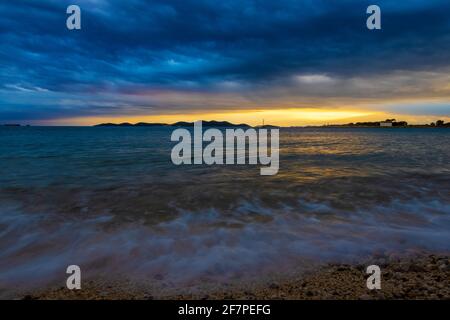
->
[0,0,450,126]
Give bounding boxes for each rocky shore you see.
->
[20,254,449,300]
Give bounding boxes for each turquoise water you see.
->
[0,127,449,294]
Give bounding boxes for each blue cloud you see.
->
[1,0,450,121]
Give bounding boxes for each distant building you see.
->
[380,121,393,127]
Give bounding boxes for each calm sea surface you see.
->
[0,127,449,294]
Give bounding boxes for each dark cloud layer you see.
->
[1,0,450,122]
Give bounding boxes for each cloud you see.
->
[4,84,50,93]
[294,75,335,84]
[0,0,449,122]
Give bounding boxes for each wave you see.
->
[0,197,449,296]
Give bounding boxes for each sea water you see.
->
[0,126,449,295]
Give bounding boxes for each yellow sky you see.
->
[49,107,449,126]
[49,108,374,126]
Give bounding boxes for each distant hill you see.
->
[321,119,450,128]
[95,122,134,127]
[172,120,251,128]
[134,122,168,127]
[95,120,252,128]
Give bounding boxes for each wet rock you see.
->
[268,283,279,290]
[438,264,449,272]
[392,272,403,280]
[409,264,425,272]
[393,263,409,272]
[355,264,365,272]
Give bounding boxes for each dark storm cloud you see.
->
[1,0,450,121]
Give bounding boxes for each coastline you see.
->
[19,253,449,300]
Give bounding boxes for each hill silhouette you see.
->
[95,120,253,128]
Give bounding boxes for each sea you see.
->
[0,126,449,296]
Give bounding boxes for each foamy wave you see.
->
[0,197,449,296]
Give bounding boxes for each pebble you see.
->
[268,283,279,289]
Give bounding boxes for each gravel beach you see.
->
[20,253,449,300]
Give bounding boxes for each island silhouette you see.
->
[93,119,450,128]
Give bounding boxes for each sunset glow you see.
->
[49,108,379,126]
[1,1,449,126]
